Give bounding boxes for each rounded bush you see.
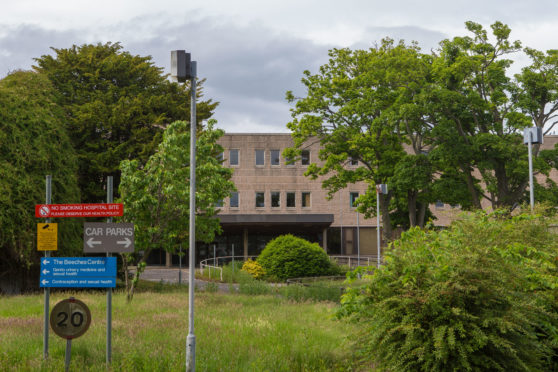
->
[241,259,266,280]
[257,235,334,280]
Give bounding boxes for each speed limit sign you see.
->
[50,298,91,339]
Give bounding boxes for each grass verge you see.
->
[0,289,359,371]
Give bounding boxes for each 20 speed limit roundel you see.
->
[50,298,91,339]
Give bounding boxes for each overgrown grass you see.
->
[0,289,359,371]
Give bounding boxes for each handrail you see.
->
[199,254,379,281]
[328,255,380,268]
[199,255,257,281]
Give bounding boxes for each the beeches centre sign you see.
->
[35,203,123,218]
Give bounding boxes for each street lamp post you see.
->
[523,127,543,212]
[171,50,197,372]
[376,184,388,269]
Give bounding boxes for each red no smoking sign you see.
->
[35,204,124,218]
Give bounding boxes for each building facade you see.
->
[210,133,379,261]
[150,133,558,266]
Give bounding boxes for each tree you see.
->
[0,71,81,292]
[34,42,218,202]
[285,40,434,237]
[118,120,235,301]
[429,22,536,210]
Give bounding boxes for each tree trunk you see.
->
[461,165,482,209]
[418,202,427,228]
[408,191,417,227]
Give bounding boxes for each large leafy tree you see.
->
[0,71,81,292]
[34,42,218,202]
[429,22,550,210]
[286,40,436,237]
[118,120,235,301]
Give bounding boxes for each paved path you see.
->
[133,267,236,292]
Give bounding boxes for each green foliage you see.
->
[338,210,558,371]
[257,235,336,280]
[0,71,81,289]
[279,284,342,303]
[118,119,235,300]
[241,258,266,279]
[34,42,218,202]
[287,21,558,232]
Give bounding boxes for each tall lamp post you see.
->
[171,50,197,372]
[376,184,388,269]
[523,127,543,212]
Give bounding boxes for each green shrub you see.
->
[241,258,266,279]
[338,210,558,371]
[257,235,336,281]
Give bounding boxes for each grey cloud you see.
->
[0,24,87,76]
[352,26,447,52]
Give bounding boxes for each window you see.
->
[230,192,239,208]
[286,156,295,166]
[255,192,265,208]
[286,192,296,208]
[301,192,311,208]
[270,149,280,166]
[217,152,224,163]
[229,149,239,166]
[255,149,265,166]
[435,200,444,209]
[350,157,358,166]
[271,191,280,207]
[350,192,359,208]
[301,150,310,165]
[216,199,223,207]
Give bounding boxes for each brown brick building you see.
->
[153,133,558,266]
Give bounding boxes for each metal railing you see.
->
[199,255,257,281]
[199,254,379,281]
[328,255,380,268]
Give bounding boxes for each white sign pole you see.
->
[186,61,197,372]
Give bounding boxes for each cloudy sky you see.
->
[2,0,558,132]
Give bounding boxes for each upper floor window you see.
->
[286,192,296,207]
[217,152,224,163]
[271,191,280,208]
[270,149,280,166]
[230,192,239,208]
[350,157,358,166]
[216,199,223,208]
[350,192,359,208]
[301,150,310,165]
[255,149,265,166]
[301,192,311,208]
[229,149,239,166]
[255,192,265,208]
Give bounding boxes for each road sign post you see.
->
[40,257,117,288]
[43,175,51,360]
[35,203,123,218]
[37,223,58,251]
[83,222,134,253]
[50,297,92,372]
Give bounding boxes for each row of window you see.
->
[223,149,311,167]
[223,149,359,167]
[220,191,361,209]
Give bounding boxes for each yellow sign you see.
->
[37,223,58,251]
